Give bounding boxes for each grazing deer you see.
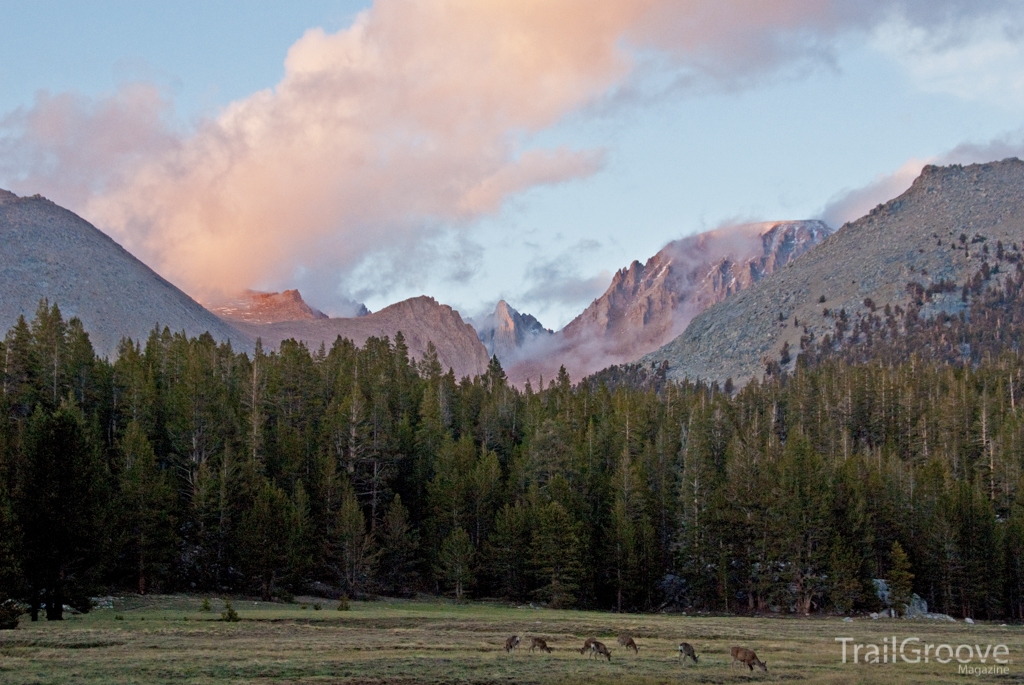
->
[730,646,767,671]
[589,640,612,662]
[617,634,638,654]
[504,635,520,653]
[578,637,597,654]
[529,637,552,653]
[677,642,698,664]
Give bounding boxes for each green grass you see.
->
[0,595,1020,683]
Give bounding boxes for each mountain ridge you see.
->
[0,189,248,357]
[505,220,831,385]
[643,158,1024,385]
[234,295,491,378]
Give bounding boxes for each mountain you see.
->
[0,189,247,357]
[506,220,831,385]
[474,300,552,365]
[643,159,1024,386]
[209,289,336,324]
[234,295,491,379]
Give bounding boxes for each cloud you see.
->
[2,0,1021,309]
[871,8,1024,107]
[819,132,1024,227]
[818,158,932,228]
[520,256,612,318]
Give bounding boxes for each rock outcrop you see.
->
[209,289,336,324]
[0,189,247,357]
[235,295,491,379]
[507,220,831,385]
[643,159,1024,385]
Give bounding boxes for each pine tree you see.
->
[117,421,176,594]
[239,478,297,600]
[530,500,583,608]
[888,541,914,617]
[332,481,374,596]
[438,527,474,600]
[487,503,530,601]
[19,400,107,620]
[376,495,419,594]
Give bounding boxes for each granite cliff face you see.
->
[507,220,831,385]
[235,296,491,379]
[0,189,247,357]
[209,289,335,324]
[474,300,552,365]
[643,159,1024,386]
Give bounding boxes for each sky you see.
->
[3,1,1024,328]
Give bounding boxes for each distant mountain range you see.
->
[8,158,1024,389]
[495,220,831,385]
[643,159,1024,385]
[232,295,490,378]
[0,190,489,377]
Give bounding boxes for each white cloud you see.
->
[871,9,1024,107]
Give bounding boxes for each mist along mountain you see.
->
[0,189,247,358]
[473,300,552,365]
[505,220,831,385]
[231,295,491,379]
[643,158,1024,386]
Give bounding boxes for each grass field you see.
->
[0,595,1020,684]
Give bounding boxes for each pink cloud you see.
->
[1,0,1017,306]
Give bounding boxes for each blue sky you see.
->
[2,1,1024,328]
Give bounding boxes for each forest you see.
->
[2,261,1024,623]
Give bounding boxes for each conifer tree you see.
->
[239,478,300,600]
[530,500,583,608]
[438,527,474,600]
[888,541,914,617]
[332,480,373,596]
[376,495,419,594]
[19,400,106,620]
[117,421,176,594]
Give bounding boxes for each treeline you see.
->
[1,299,1024,621]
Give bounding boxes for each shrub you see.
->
[221,599,240,622]
[0,599,24,630]
[200,598,211,612]
[337,595,350,611]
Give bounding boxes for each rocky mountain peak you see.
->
[209,289,334,324]
[475,299,552,365]
[506,220,831,386]
[642,158,1024,386]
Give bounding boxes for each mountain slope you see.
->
[234,295,490,378]
[507,220,831,384]
[643,159,1024,385]
[0,190,247,357]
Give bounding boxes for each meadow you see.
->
[0,596,1019,684]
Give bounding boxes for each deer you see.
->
[529,637,552,653]
[677,641,698,664]
[589,640,612,662]
[578,637,597,654]
[730,646,767,671]
[504,635,520,653]
[617,634,639,654]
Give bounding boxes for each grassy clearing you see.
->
[0,596,1020,684]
